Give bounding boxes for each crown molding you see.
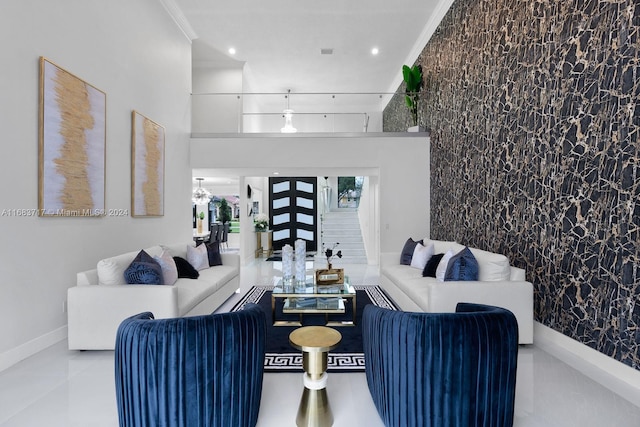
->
[159,0,198,42]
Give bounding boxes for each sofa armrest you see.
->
[426,280,534,344]
[77,269,98,286]
[510,266,526,281]
[427,280,532,308]
[67,284,179,350]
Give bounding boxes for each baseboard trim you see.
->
[0,326,67,373]
[534,321,640,407]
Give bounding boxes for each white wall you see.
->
[0,0,192,370]
[239,177,269,261]
[192,66,243,133]
[320,177,339,212]
[358,176,379,264]
[190,134,430,263]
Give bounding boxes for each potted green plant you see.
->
[402,64,423,130]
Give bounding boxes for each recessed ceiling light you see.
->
[228,47,236,55]
[371,47,379,55]
[273,172,280,175]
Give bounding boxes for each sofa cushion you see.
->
[124,250,164,285]
[176,265,239,315]
[154,250,178,285]
[382,269,437,313]
[467,247,511,281]
[161,242,192,259]
[422,253,444,277]
[400,238,422,265]
[381,263,426,290]
[444,247,479,281]
[173,256,199,279]
[428,241,512,281]
[435,249,456,281]
[187,244,209,271]
[431,240,465,255]
[410,242,434,270]
[97,246,163,285]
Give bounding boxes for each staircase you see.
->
[319,209,368,264]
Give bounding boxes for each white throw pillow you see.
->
[410,242,435,270]
[431,240,465,254]
[97,254,133,286]
[97,246,163,285]
[186,244,209,271]
[154,249,178,285]
[467,247,511,281]
[161,243,190,259]
[435,249,456,281]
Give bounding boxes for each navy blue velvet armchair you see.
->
[115,304,266,427]
[362,303,519,427]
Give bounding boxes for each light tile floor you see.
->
[1,258,640,426]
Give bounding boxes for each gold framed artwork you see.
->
[131,110,165,217]
[38,57,106,217]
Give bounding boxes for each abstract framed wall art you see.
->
[38,57,106,217]
[131,110,165,217]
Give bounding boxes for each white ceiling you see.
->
[171,0,454,186]
[169,0,452,106]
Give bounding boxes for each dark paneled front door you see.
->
[269,177,317,252]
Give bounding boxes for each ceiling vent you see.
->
[320,48,334,55]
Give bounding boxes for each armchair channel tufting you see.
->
[362,303,519,427]
[115,304,266,427]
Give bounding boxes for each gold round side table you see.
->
[289,326,342,427]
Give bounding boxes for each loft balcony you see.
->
[191,91,423,135]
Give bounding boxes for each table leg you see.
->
[296,350,333,427]
[271,294,276,325]
[352,294,356,325]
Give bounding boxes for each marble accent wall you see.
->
[384,0,639,369]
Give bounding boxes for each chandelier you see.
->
[280,89,297,133]
[192,178,211,205]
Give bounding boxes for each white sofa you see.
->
[380,240,533,344]
[67,242,240,350]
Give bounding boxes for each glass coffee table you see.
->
[272,276,356,327]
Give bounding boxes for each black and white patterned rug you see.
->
[231,285,398,372]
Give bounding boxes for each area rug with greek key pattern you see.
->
[231,285,398,372]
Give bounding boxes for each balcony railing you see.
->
[191,91,407,134]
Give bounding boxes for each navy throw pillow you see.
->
[422,253,444,277]
[444,247,479,281]
[124,250,164,285]
[205,241,223,266]
[400,238,422,265]
[173,256,200,279]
